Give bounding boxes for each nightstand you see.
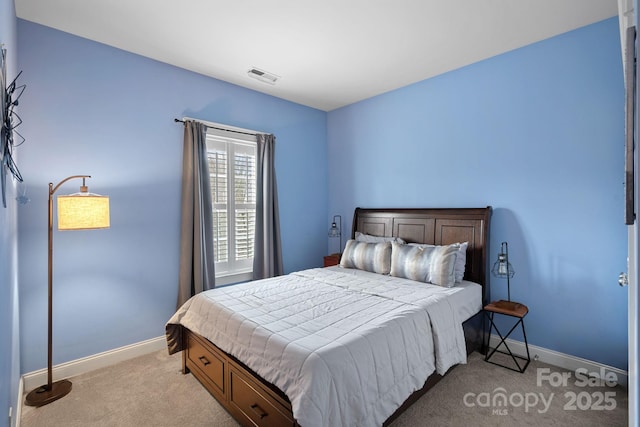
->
[323,253,341,267]
[483,300,531,373]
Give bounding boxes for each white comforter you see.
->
[166,267,468,427]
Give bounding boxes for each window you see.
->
[206,127,257,284]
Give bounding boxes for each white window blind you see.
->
[206,127,257,283]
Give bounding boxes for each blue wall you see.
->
[327,17,627,369]
[17,19,327,373]
[0,0,20,425]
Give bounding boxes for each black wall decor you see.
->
[0,47,26,208]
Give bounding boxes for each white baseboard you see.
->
[488,334,628,387]
[21,336,166,393]
[14,376,23,427]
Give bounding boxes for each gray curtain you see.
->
[177,120,215,308]
[253,133,283,279]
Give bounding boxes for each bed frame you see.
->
[179,207,491,427]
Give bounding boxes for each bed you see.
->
[166,207,491,427]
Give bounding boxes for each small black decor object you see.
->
[1,47,26,208]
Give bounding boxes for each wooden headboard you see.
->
[352,207,492,292]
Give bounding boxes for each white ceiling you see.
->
[16,0,618,111]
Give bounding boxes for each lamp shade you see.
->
[328,223,340,237]
[57,194,110,230]
[491,253,515,278]
[328,214,342,238]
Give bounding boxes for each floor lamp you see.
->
[25,175,110,407]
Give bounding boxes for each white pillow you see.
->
[355,231,406,244]
[454,242,468,282]
[340,239,392,275]
[391,242,459,287]
[409,241,468,283]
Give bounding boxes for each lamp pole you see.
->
[25,175,92,407]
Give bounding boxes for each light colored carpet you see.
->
[21,350,628,426]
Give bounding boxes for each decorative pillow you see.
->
[391,242,459,287]
[454,242,468,283]
[355,231,406,244]
[409,241,468,283]
[340,240,392,274]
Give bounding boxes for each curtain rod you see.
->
[174,117,260,137]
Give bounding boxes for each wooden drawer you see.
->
[186,333,226,400]
[229,363,295,427]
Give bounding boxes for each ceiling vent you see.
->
[247,67,279,85]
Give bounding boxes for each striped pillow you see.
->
[409,241,468,283]
[340,240,392,274]
[390,242,459,287]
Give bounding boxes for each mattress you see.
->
[324,265,483,322]
[166,267,480,427]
